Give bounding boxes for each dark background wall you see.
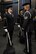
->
[0,0,36,13]
[13,0,31,16]
[31,0,36,8]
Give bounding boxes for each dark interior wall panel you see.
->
[31,0,36,8]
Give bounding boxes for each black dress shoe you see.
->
[23,49,30,54]
[23,48,27,53]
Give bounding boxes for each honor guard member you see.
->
[17,9,25,43]
[4,4,15,46]
[22,3,33,54]
[17,9,24,37]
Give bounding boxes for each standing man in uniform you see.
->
[4,4,15,46]
[22,3,33,54]
[17,9,24,36]
[17,9,25,43]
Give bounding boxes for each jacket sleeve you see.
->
[3,14,7,27]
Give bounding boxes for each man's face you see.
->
[8,7,13,14]
[24,5,30,11]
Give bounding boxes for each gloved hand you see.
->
[4,29,8,32]
[18,25,20,28]
[3,27,8,32]
[22,28,24,31]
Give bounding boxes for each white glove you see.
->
[18,25,20,28]
[4,29,8,32]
